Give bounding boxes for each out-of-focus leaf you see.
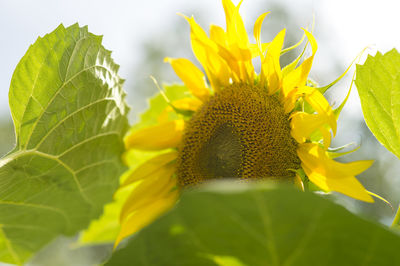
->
[355,49,400,158]
[79,84,188,245]
[0,23,129,264]
[106,183,400,266]
[132,83,191,130]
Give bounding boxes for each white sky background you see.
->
[0,1,399,175]
[1,0,400,121]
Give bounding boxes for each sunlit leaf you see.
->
[355,49,400,228]
[79,84,188,245]
[355,49,400,158]
[106,183,400,266]
[0,23,129,264]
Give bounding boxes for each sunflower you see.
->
[115,0,374,246]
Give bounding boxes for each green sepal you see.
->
[327,143,360,159]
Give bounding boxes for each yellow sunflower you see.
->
[116,0,374,246]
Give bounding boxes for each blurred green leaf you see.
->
[106,184,400,266]
[0,23,129,264]
[355,49,400,158]
[133,83,192,131]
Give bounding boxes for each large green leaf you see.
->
[355,49,400,158]
[79,84,189,245]
[106,184,400,266]
[0,24,129,264]
[355,49,400,228]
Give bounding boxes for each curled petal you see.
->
[253,12,270,57]
[298,143,374,202]
[298,86,337,135]
[282,29,317,98]
[184,15,232,90]
[164,57,210,101]
[261,29,285,94]
[290,112,332,148]
[222,0,249,48]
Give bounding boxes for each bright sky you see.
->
[0,0,399,121]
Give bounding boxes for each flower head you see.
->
[116,0,374,246]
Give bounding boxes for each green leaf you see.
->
[133,83,192,131]
[78,149,160,245]
[106,183,400,266]
[78,84,188,245]
[355,49,400,158]
[355,49,400,228]
[0,24,129,264]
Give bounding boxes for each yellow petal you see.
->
[229,44,254,81]
[121,151,178,187]
[171,98,203,111]
[282,29,317,98]
[282,89,299,113]
[219,0,254,82]
[290,112,332,148]
[319,126,332,150]
[301,86,337,136]
[222,0,249,48]
[210,24,254,82]
[297,143,374,202]
[120,163,177,222]
[249,43,269,58]
[184,15,232,90]
[124,120,184,150]
[210,24,228,47]
[261,29,285,94]
[214,44,242,82]
[164,57,210,102]
[282,35,307,76]
[115,190,178,248]
[253,12,270,57]
[302,164,373,203]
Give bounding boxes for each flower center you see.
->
[177,83,301,187]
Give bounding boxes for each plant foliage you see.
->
[106,184,400,266]
[0,24,129,264]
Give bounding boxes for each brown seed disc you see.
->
[177,83,301,187]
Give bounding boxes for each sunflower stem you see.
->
[303,176,310,192]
